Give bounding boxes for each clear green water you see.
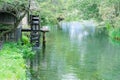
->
[30,22,120,80]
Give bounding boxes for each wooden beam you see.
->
[22,28,49,32]
[0,28,49,32]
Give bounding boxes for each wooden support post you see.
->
[0,41,3,50]
[40,26,49,47]
[42,32,46,48]
[43,32,46,43]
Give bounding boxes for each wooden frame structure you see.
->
[0,11,22,41]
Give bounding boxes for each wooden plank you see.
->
[22,28,49,32]
[40,27,49,32]
[0,28,49,32]
[22,29,40,31]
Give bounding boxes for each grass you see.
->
[0,42,34,80]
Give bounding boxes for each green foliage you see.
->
[0,42,35,79]
[21,44,35,59]
[0,42,26,80]
[0,0,29,38]
[0,0,120,39]
[36,0,102,24]
[106,22,120,41]
[22,34,29,45]
[75,0,100,20]
[109,28,120,39]
[17,41,35,59]
[0,0,29,14]
[36,0,69,25]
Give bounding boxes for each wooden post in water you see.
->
[40,26,49,47]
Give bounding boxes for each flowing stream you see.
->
[29,21,120,80]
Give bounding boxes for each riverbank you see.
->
[0,42,34,80]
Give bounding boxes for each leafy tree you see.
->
[0,0,29,38]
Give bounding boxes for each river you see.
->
[29,21,120,80]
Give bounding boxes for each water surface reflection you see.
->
[30,22,120,80]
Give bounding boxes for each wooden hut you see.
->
[0,11,22,41]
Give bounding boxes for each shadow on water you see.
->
[28,21,120,80]
[27,42,47,80]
